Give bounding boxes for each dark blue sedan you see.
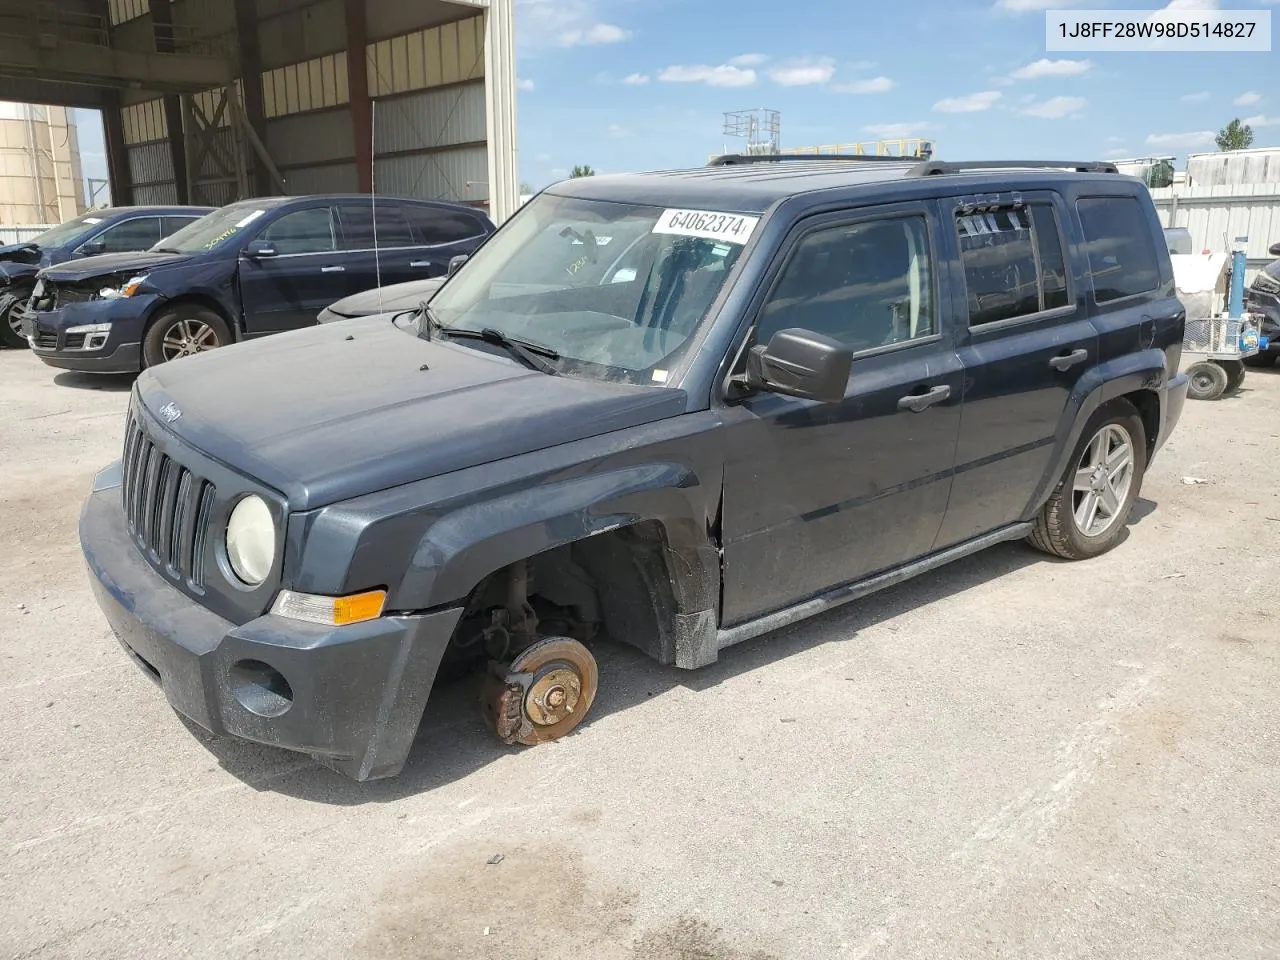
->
[20,194,495,373]
[0,205,212,348]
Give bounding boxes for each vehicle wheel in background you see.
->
[0,298,27,349]
[142,306,230,367]
[1187,361,1228,401]
[1214,358,1246,394]
[1028,399,1147,561]
[1242,351,1277,369]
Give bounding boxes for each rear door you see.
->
[719,202,964,625]
[402,203,491,276]
[933,190,1099,549]
[333,200,423,293]
[238,204,346,333]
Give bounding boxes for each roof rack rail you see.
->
[707,153,918,167]
[906,160,1119,177]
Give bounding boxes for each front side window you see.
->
[93,217,163,254]
[426,194,752,384]
[756,216,935,352]
[957,202,1070,327]
[260,207,336,255]
[1077,196,1161,303]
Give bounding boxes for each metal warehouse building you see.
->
[0,0,519,223]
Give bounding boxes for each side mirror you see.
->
[1269,242,1280,257]
[447,254,468,277]
[245,240,278,258]
[77,240,105,257]
[743,328,852,404]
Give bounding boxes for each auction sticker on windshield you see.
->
[653,209,760,245]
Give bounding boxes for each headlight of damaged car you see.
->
[226,495,276,585]
[98,274,148,300]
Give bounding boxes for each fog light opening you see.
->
[229,659,294,717]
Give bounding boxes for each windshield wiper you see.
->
[444,326,560,375]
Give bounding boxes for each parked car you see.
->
[0,205,211,349]
[317,276,447,324]
[18,194,494,372]
[1244,240,1280,367]
[79,157,1188,781]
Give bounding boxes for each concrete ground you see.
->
[1,348,1277,960]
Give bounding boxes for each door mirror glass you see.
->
[745,328,852,403]
[1269,241,1280,257]
[245,240,278,258]
[447,254,468,277]
[77,239,105,257]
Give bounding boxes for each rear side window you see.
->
[404,205,487,245]
[161,216,200,237]
[336,203,414,249]
[261,207,336,254]
[1077,196,1161,303]
[956,202,1070,326]
[93,217,163,254]
[757,215,935,352]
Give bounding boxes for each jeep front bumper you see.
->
[79,470,462,781]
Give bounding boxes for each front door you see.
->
[933,191,1099,549]
[238,205,349,334]
[720,204,964,626]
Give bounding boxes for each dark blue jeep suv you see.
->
[0,205,211,348]
[20,194,494,372]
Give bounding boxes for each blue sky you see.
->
[74,0,1280,198]
[515,0,1280,187]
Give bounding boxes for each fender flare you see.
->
[1021,347,1168,519]
[393,461,722,668]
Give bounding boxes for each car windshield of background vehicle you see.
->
[155,201,279,253]
[426,194,756,385]
[28,214,105,249]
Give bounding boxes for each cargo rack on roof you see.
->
[906,160,1119,176]
[707,153,915,166]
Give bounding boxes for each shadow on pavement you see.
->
[52,371,136,392]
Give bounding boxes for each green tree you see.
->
[519,181,534,194]
[570,165,596,178]
[1216,118,1255,152]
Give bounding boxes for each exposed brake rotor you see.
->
[479,637,599,746]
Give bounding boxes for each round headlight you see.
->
[226,495,275,585]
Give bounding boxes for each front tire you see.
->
[142,306,230,367]
[1028,400,1147,561]
[0,296,28,349]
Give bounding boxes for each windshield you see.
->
[426,194,756,385]
[155,201,278,253]
[29,213,109,249]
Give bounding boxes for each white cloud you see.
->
[1018,95,1088,118]
[560,22,631,46]
[1234,91,1262,106]
[832,75,895,94]
[1181,91,1211,103]
[517,78,535,92]
[862,121,930,138]
[1104,147,1131,159]
[659,64,757,88]
[1009,58,1093,80]
[1158,0,1218,9]
[621,73,649,85]
[608,123,631,138]
[933,90,1002,113]
[729,53,769,67]
[1243,114,1280,127]
[768,57,836,87]
[1146,130,1216,148]
[994,0,1085,10]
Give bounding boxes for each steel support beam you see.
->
[150,0,190,203]
[234,0,272,196]
[345,0,373,193]
[483,0,518,224]
[102,95,133,206]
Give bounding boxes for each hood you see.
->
[41,250,194,282]
[135,317,688,509]
[322,277,447,320]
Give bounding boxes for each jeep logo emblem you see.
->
[159,402,182,424]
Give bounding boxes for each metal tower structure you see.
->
[722,109,780,156]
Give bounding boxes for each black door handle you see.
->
[898,384,951,413]
[1049,348,1088,371]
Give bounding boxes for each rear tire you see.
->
[1028,400,1147,561]
[1243,351,1277,369]
[142,306,230,367]
[1187,361,1228,401]
[1215,358,1246,394]
[0,296,28,349]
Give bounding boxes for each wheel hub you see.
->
[525,666,582,726]
[479,637,599,746]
